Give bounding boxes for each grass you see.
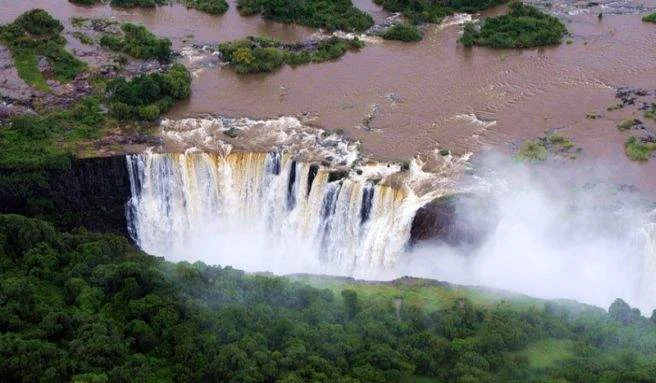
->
[516,132,577,162]
[518,339,574,369]
[625,136,656,161]
[293,275,542,313]
[12,50,50,91]
[617,118,640,131]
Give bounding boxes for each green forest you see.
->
[1,214,655,382]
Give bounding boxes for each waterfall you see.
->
[126,150,425,277]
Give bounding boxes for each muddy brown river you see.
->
[2,0,656,190]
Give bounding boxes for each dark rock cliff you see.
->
[409,193,494,248]
[0,156,132,235]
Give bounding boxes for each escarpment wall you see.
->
[0,156,131,235]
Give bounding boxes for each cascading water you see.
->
[126,150,429,277]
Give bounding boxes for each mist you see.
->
[399,154,656,314]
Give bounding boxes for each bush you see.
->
[459,2,567,48]
[110,0,166,7]
[381,23,423,41]
[643,13,656,23]
[236,0,374,32]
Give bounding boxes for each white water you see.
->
[126,149,440,278]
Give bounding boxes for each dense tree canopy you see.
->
[1,214,656,382]
[106,63,192,120]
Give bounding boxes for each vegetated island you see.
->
[515,131,580,162]
[236,0,374,32]
[374,0,506,24]
[460,1,568,48]
[0,9,87,92]
[1,213,656,382]
[70,0,230,15]
[100,22,172,61]
[217,36,364,74]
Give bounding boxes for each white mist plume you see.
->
[399,153,656,314]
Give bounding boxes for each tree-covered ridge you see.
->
[100,23,172,61]
[0,9,87,91]
[1,214,656,382]
[218,36,364,74]
[459,1,567,48]
[374,0,506,24]
[236,0,374,32]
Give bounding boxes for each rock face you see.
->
[0,156,132,235]
[409,193,494,248]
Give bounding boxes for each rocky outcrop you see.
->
[409,193,494,248]
[0,156,132,235]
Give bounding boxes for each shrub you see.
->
[381,23,423,41]
[617,118,640,131]
[625,136,656,161]
[459,2,567,48]
[642,13,656,23]
[110,0,166,7]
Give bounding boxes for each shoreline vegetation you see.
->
[1,214,655,382]
[460,2,567,48]
[218,36,364,74]
[643,12,656,23]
